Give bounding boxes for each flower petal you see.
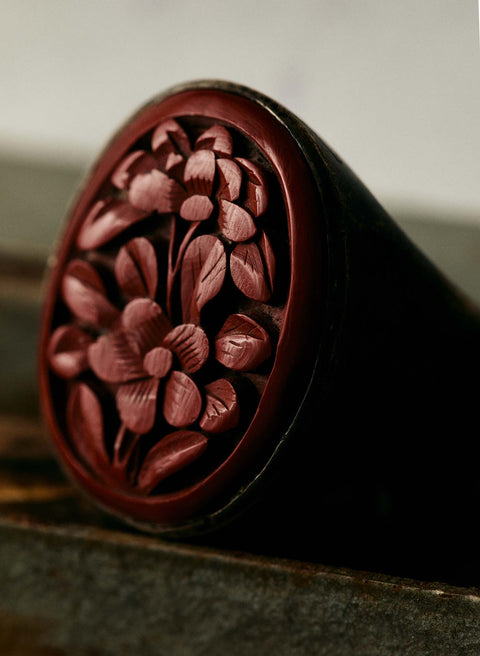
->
[116,377,160,434]
[76,199,149,250]
[163,324,209,374]
[62,259,119,327]
[216,158,242,201]
[163,371,202,428]
[200,379,240,434]
[215,313,271,371]
[143,347,173,379]
[48,324,94,379]
[115,237,158,299]
[111,150,158,190]
[230,242,271,301]
[128,169,186,214]
[195,125,233,158]
[218,200,256,242]
[179,195,214,222]
[88,331,144,383]
[183,150,216,196]
[67,383,110,476]
[235,157,269,217]
[151,120,190,180]
[122,298,172,354]
[136,430,208,494]
[181,235,227,323]
[151,119,191,159]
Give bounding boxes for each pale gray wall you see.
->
[1,0,479,223]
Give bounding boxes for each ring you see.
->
[38,80,479,570]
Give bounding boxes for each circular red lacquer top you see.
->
[39,82,322,532]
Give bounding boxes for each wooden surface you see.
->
[2,417,480,656]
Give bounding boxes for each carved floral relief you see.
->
[46,119,286,496]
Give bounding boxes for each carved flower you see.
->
[75,120,276,304]
[114,120,269,232]
[88,297,211,434]
[47,232,272,494]
[49,236,244,432]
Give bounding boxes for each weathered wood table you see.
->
[2,415,480,655]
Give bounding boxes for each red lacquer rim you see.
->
[39,85,322,526]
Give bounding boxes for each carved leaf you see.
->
[199,379,240,434]
[235,157,268,217]
[61,259,119,327]
[216,159,242,201]
[48,324,94,379]
[151,119,191,159]
[218,200,256,242]
[116,377,160,434]
[122,298,172,354]
[163,324,209,374]
[181,235,227,323]
[163,371,202,428]
[183,150,216,196]
[136,430,208,494]
[88,331,144,384]
[76,199,149,250]
[111,150,158,190]
[215,314,271,371]
[128,169,186,214]
[67,383,110,475]
[230,242,270,302]
[115,237,158,299]
[195,125,233,158]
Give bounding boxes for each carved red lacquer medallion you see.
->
[39,83,321,530]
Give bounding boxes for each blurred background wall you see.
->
[0,0,479,261]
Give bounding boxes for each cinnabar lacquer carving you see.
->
[39,82,480,578]
[44,117,286,499]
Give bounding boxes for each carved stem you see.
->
[113,422,141,468]
[173,221,201,277]
[166,218,200,320]
[166,215,176,320]
[113,422,128,467]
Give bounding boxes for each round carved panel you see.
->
[39,84,321,530]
